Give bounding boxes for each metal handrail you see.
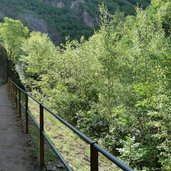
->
[8,78,134,171]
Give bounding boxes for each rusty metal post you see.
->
[12,82,15,98]
[40,104,44,169]
[7,78,9,90]
[90,142,98,171]
[18,90,21,117]
[25,94,29,134]
[15,86,18,109]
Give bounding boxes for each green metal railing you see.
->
[8,78,134,171]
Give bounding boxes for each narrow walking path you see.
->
[0,85,34,171]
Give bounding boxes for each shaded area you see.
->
[0,44,7,83]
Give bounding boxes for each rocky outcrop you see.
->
[42,0,99,27]
[21,14,49,33]
[0,12,4,21]
[44,0,66,8]
[0,45,7,83]
[82,11,99,27]
[43,0,84,16]
[20,14,61,44]
[43,0,84,10]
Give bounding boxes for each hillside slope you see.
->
[0,0,150,44]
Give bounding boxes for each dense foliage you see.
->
[0,18,29,61]
[0,0,171,170]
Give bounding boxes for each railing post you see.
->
[25,94,29,134]
[90,142,98,171]
[40,104,44,169]
[15,86,18,109]
[18,90,21,117]
[7,78,10,90]
[11,82,13,97]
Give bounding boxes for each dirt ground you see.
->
[0,85,36,171]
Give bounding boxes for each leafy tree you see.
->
[19,31,57,91]
[0,17,29,61]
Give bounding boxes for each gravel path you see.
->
[0,85,35,171]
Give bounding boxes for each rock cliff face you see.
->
[42,0,98,27]
[41,0,150,28]
[43,0,84,10]
[0,12,4,21]
[0,45,7,83]
[19,14,61,44]
[82,11,99,27]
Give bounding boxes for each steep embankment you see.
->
[0,0,150,44]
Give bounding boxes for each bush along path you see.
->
[0,84,35,171]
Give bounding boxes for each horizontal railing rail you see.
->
[7,78,134,171]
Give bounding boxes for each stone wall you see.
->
[0,45,7,83]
